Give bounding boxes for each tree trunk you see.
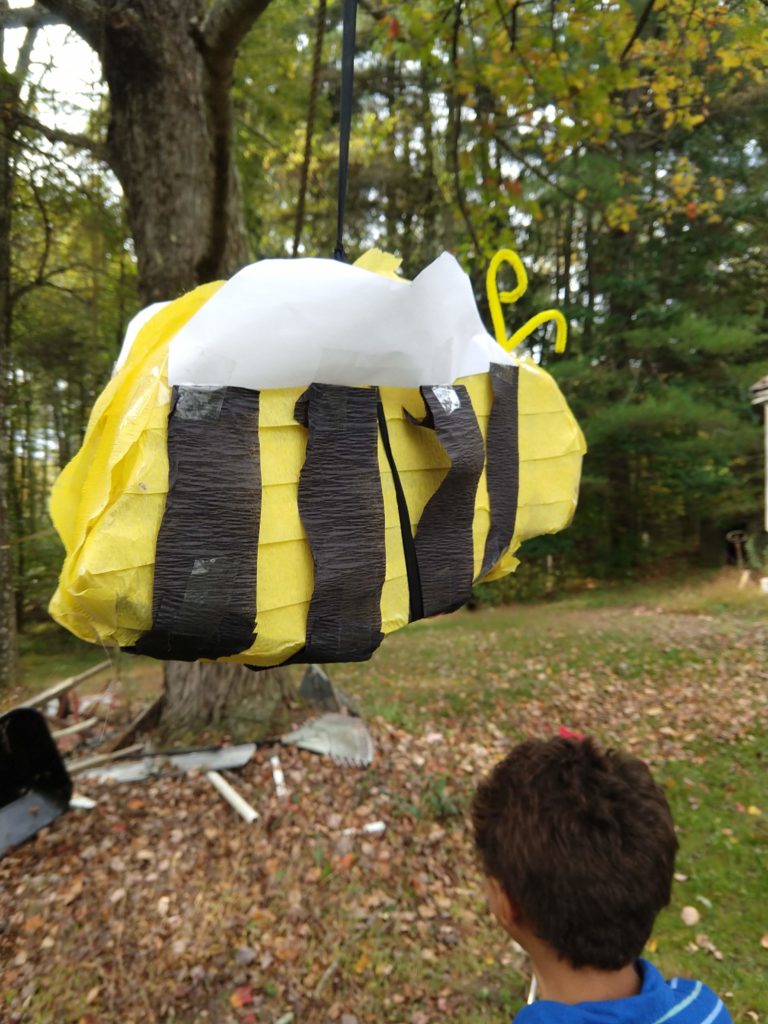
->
[0,20,18,689]
[100,0,250,302]
[41,0,292,730]
[584,215,595,348]
[105,1,294,735]
[160,662,299,743]
[0,436,13,690]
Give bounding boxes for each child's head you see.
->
[471,736,678,971]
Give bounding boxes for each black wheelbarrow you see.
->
[0,707,72,856]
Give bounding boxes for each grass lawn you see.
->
[1,572,766,1023]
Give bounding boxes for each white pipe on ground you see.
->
[206,770,259,823]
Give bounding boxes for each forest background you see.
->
[1,0,767,687]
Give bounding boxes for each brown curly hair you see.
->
[471,737,678,970]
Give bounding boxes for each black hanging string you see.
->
[333,0,358,261]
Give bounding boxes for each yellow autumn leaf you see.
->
[354,952,370,974]
[719,49,741,70]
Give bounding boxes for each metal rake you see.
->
[281,712,374,768]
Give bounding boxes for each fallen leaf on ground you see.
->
[681,905,701,926]
[229,986,253,1008]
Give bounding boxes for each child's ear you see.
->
[484,875,521,931]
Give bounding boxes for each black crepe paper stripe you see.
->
[294,384,385,662]
[408,385,484,618]
[480,364,520,579]
[376,401,424,623]
[129,385,260,662]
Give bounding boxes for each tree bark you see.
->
[38,0,272,301]
[160,662,299,743]
[99,0,251,301]
[38,0,296,731]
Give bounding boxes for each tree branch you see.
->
[495,134,583,204]
[199,0,274,69]
[0,4,63,30]
[14,111,107,160]
[447,0,482,255]
[292,0,327,257]
[15,22,41,80]
[29,178,52,288]
[619,0,656,64]
[12,278,89,304]
[37,0,103,52]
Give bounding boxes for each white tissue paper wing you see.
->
[114,301,170,373]
[166,251,513,389]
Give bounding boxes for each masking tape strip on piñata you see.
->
[480,364,520,578]
[408,385,484,617]
[130,385,260,661]
[293,384,386,662]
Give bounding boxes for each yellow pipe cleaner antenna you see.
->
[486,247,568,354]
[509,309,568,353]
[486,248,528,348]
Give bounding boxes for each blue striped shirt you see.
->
[515,959,731,1024]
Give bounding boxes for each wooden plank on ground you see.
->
[51,716,100,739]
[67,743,145,776]
[18,660,111,710]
